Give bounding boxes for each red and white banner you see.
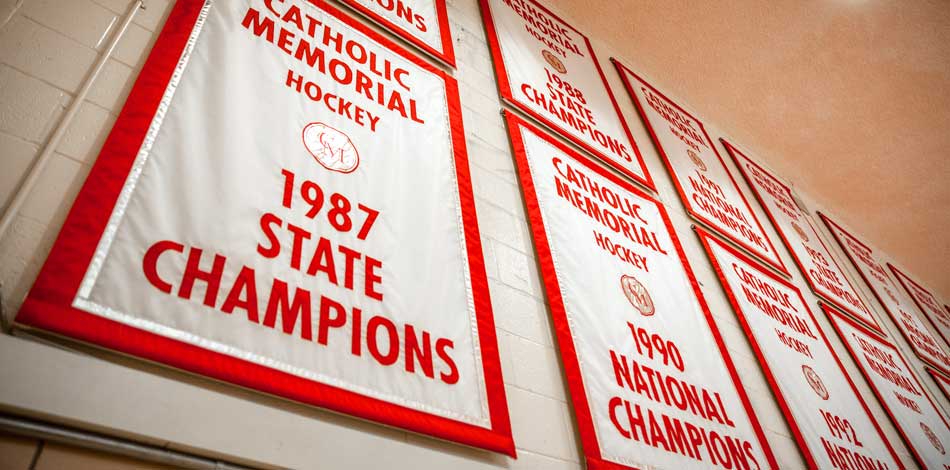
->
[337,0,455,66]
[614,63,787,275]
[927,368,950,404]
[825,305,950,470]
[506,111,775,470]
[15,0,514,455]
[697,228,904,470]
[481,0,653,188]
[820,213,950,377]
[723,141,883,334]
[889,265,950,352]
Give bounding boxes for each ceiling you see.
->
[549,0,950,300]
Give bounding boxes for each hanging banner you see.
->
[480,0,653,188]
[889,265,950,352]
[825,305,950,470]
[614,63,787,275]
[819,213,950,377]
[15,0,515,455]
[336,0,455,66]
[505,111,775,470]
[723,140,883,334]
[927,368,950,404]
[697,228,904,470]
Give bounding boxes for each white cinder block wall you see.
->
[0,0,946,469]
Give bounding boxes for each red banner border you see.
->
[925,367,950,401]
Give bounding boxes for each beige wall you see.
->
[0,0,947,469]
[0,431,176,470]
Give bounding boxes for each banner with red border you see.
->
[697,227,904,470]
[889,265,950,354]
[15,0,514,456]
[824,304,950,470]
[613,62,788,276]
[926,368,950,404]
[505,111,775,470]
[336,0,456,66]
[480,0,653,189]
[722,140,883,335]
[819,213,950,377]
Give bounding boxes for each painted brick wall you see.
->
[0,0,945,469]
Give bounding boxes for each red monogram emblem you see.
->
[303,122,360,173]
[921,422,946,455]
[542,50,567,74]
[621,274,655,316]
[802,364,829,400]
[687,149,706,172]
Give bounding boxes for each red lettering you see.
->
[368,315,399,365]
[318,296,347,345]
[262,279,312,340]
[436,338,459,385]
[178,247,226,307]
[142,240,184,293]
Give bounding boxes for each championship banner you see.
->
[15,0,515,455]
[697,228,904,470]
[505,111,776,470]
[723,140,883,334]
[480,0,653,188]
[888,265,950,352]
[825,305,950,470]
[614,63,788,275]
[819,213,950,377]
[337,0,455,66]
[927,368,950,403]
